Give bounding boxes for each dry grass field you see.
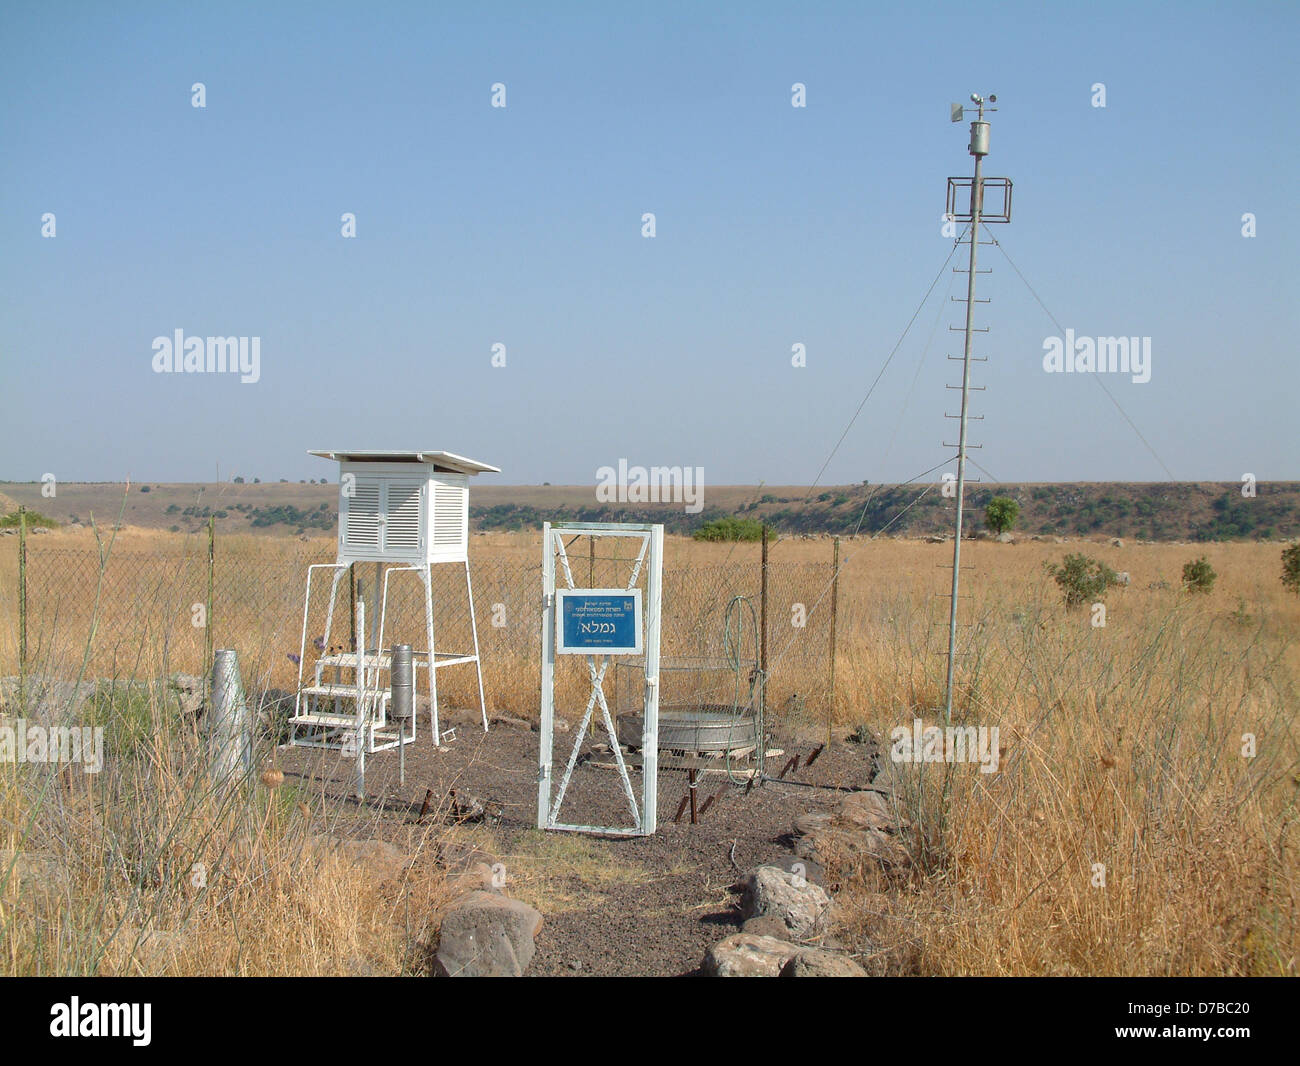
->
[2,519,1298,975]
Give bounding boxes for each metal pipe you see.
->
[369,562,381,655]
[945,100,988,726]
[392,643,413,785]
[209,649,251,785]
[348,563,356,650]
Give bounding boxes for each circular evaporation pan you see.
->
[617,704,756,753]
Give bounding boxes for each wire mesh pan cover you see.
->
[616,704,757,753]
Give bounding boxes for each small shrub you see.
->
[0,510,58,530]
[693,516,766,542]
[1182,556,1216,594]
[1282,543,1300,595]
[1046,552,1117,609]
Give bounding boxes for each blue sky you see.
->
[1,1,1295,487]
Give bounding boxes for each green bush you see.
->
[984,496,1020,535]
[1046,552,1118,609]
[1182,556,1216,594]
[84,682,155,757]
[693,516,766,542]
[1275,543,1300,595]
[0,509,58,530]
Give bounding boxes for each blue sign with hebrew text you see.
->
[556,589,643,655]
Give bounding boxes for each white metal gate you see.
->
[537,522,663,836]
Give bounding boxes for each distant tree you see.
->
[232,476,245,484]
[1283,544,1300,595]
[252,478,261,484]
[139,485,151,493]
[984,496,1020,535]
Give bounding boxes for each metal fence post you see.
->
[829,535,840,748]
[18,506,27,708]
[209,649,251,785]
[758,524,769,783]
[354,598,366,800]
[348,563,356,650]
[205,516,215,677]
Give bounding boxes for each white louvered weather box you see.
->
[309,450,499,566]
[288,450,501,766]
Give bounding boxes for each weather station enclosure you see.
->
[286,450,499,771]
[538,522,663,837]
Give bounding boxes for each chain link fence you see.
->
[0,524,841,722]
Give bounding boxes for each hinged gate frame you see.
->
[537,521,663,836]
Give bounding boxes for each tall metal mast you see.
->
[943,93,1011,724]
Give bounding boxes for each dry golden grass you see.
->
[0,715,455,976]
[2,520,1298,974]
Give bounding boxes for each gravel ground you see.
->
[276,706,882,976]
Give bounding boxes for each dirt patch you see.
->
[275,709,881,976]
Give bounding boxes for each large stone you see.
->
[0,677,97,719]
[780,949,868,977]
[793,790,909,839]
[702,934,803,977]
[434,891,543,977]
[741,914,791,939]
[794,825,910,869]
[836,789,910,831]
[168,673,207,717]
[740,865,831,940]
[793,810,836,836]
